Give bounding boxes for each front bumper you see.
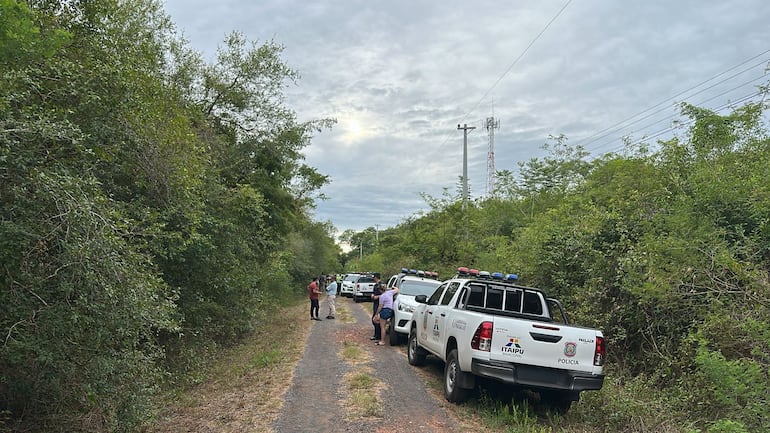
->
[392,311,412,335]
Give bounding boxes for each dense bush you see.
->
[1,0,338,430]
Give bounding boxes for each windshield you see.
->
[343,274,360,282]
[399,280,442,297]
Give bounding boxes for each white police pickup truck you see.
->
[388,269,443,346]
[408,268,606,413]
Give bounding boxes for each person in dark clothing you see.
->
[370,273,384,340]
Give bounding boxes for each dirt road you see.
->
[150,297,482,433]
[274,298,470,432]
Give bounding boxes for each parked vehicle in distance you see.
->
[353,274,376,303]
[408,267,606,413]
[340,273,361,298]
[390,273,443,345]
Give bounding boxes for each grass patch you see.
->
[247,348,283,370]
[343,371,383,419]
[475,396,554,433]
[341,340,367,363]
[348,372,376,389]
[347,389,383,418]
[335,302,355,324]
[148,300,312,432]
[338,337,383,421]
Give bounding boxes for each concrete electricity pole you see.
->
[457,123,476,209]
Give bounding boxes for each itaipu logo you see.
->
[502,337,524,355]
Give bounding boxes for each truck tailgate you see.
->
[490,319,599,373]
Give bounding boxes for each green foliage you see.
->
[0,0,70,67]
[684,336,769,431]
[367,97,770,431]
[1,0,337,430]
[1,173,177,431]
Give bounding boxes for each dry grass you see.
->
[335,301,386,421]
[147,301,312,433]
[343,370,385,419]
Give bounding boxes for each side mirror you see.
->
[415,295,428,304]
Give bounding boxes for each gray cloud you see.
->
[164,0,770,235]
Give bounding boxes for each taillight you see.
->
[471,321,493,352]
[594,336,606,366]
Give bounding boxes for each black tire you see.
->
[444,349,471,403]
[388,324,400,346]
[407,328,427,366]
[354,295,361,303]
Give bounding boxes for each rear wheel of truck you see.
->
[444,349,471,403]
[407,328,426,366]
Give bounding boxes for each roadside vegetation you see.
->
[1,1,769,432]
[344,101,770,432]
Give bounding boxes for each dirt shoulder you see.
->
[149,296,485,433]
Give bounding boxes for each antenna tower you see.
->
[485,116,500,196]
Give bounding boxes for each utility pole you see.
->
[485,116,500,196]
[457,123,476,209]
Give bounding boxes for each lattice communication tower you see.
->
[485,116,500,196]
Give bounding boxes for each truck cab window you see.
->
[504,289,522,313]
[467,284,484,307]
[428,282,447,305]
[440,282,461,306]
[486,287,503,310]
[522,291,543,315]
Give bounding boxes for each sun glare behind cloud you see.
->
[339,113,376,145]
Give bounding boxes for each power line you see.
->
[604,87,767,154]
[436,0,573,152]
[459,0,573,124]
[588,72,770,153]
[579,51,770,153]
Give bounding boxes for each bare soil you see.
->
[149,297,485,433]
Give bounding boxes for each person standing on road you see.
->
[308,276,321,321]
[375,285,399,346]
[325,277,338,319]
[370,273,384,341]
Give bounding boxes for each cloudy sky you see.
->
[162,0,770,236]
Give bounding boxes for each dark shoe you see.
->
[313,317,322,321]
[326,315,333,319]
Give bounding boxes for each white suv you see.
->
[389,274,443,345]
[340,273,360,298]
